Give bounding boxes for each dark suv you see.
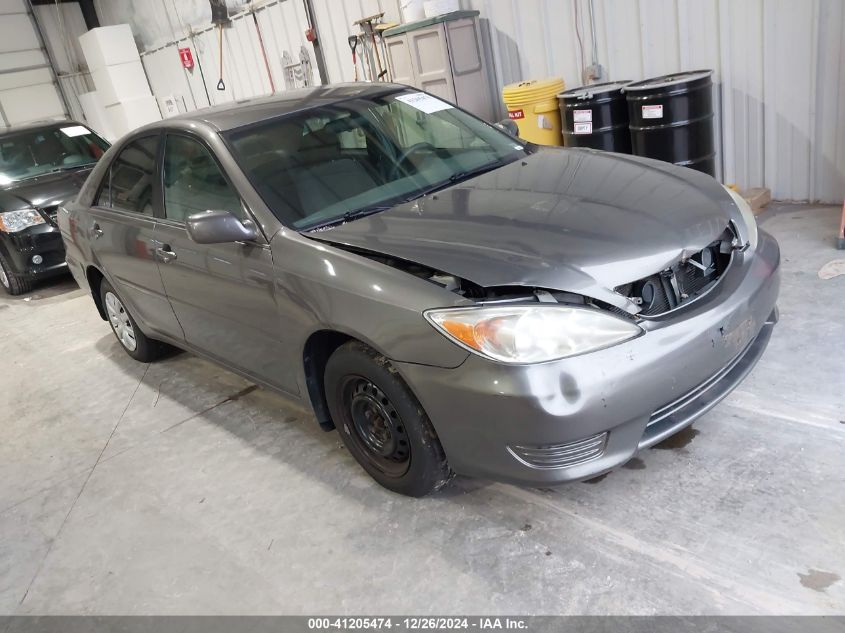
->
[0,121,109,294]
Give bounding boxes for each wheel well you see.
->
[86,266,107,320]
[303,330,353,431]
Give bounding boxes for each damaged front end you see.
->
[322,241,612,311]
[324,222,741,325]
[613,224,740,318]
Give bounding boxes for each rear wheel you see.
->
[0,252,33,296]
[325,341,452,497]
[99,279,162,362]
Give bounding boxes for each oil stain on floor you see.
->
[653,426,700,450]
[623,457,646,470]
[797,569,841,592]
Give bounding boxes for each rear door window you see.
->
[97,136,159,215]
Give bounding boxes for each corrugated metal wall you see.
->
[457,0,845,202]
[112,0,844,202]
[310,0,400,84]
[139,0,315,114]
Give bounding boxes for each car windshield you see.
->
[226,90,528,230]
[0,124,109,184]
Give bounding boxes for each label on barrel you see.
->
[573,109,592,122]
[508,109,525,120]
[642,104,664,119]
[574,122,592,134]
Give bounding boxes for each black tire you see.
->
[99,279,162,362]
[0,252,33,296]
[325,341,453,497]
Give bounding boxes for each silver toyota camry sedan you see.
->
[59,83,780,496]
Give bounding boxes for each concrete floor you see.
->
[1,203,843,615]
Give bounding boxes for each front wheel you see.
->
[0,252,32,296]
[325,341,452,497]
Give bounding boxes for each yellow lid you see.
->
[502,78,566,107]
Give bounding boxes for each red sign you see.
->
[507,109,524,120]
[178,47,194,69]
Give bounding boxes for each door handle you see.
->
[91,223,103,239]
[156,245,177,263]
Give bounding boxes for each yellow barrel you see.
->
[502,78,566,145]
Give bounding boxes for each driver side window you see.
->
[162,135,243,223]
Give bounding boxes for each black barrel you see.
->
[558,80,632,152]
[624,70,715,176]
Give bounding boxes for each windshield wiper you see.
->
[304,160,507,232]
[46,162,96,174]
[305,205,395,231]
[403,160,507,203]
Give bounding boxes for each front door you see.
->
[88,134,183,339]
[154,133,295,392]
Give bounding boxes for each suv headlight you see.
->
[723,186,758,250]
[0,208,45,233]
[425,305,643,364]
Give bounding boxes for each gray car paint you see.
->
[310,146,747,313]
[59,85,780,485]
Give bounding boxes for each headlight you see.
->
[723,186,758,250]
[0,208,45,233]
[425,305,643,364]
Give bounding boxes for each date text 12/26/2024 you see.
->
[308,618,528,630]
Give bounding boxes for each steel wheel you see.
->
[342,376,411,478]
[0,266,8,289]
[104,291,137,352]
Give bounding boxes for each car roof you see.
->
[166,82,408,132]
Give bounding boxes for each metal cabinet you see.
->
[384,11,494,122]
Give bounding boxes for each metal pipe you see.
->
[587,0,599,66]
[303,0,329,85]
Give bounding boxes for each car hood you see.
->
[2,167,93,210]
[310,148,736,305]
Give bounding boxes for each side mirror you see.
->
[186,210,259,244]
[495,119,520,137]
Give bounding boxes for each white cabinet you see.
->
[384,11,494,122]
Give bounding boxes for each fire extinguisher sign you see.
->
[178,47,194,69]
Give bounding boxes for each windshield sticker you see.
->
[395,93,453,114]
[59,125,91,137]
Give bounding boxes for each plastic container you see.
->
[625,70,715,176]
[400,0,426,23]
[423,0,460,18]
[502,78,566,146]
[558,80,632,152]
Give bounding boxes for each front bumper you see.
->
[0,225,67,280]
[396,229,781,486]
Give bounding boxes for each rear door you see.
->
[153,132,295,391]
[88,134,183,339]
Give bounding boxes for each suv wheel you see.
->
[0,252,33,296]
[325,341,453,497]
[100,279,162,362]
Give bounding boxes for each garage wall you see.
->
[33,1,93,123]
[0,0,67,127]
[309,0,400,85]
[459,0,845,202]
[98,0,317,115]
[93,0,844,202]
